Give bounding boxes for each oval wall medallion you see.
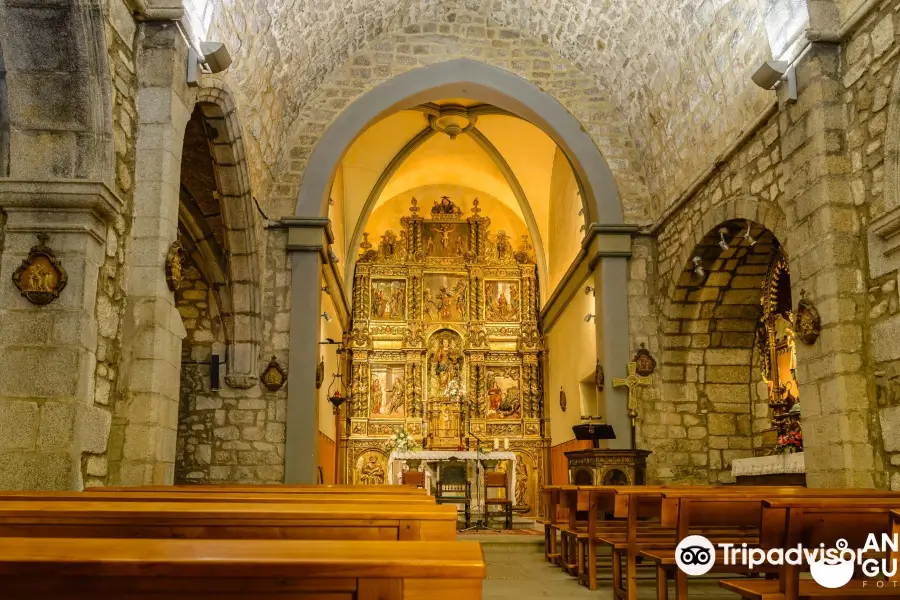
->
[13,233,67,305]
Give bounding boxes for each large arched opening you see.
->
[285,59,635,484]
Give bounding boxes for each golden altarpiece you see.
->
[754,248,803,456]
[342,197,548,514]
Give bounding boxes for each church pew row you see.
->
[0,491,437,505]
[87,484,425,494]
[719,500,900,599]
[540,484,900,600]
[0,537,486,600]
[0,500,458,541]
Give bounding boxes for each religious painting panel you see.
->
[423,222,468,258]
[485,365,522,420]
[370,278,406,321]
[369,364,406,418]
[423,273,468,322]
[355,450,388,485]
[485,280,521,322]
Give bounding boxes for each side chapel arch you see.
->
[188,84,263,388]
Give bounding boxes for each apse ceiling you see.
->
[199,0,807,218]
[332,105,567,299]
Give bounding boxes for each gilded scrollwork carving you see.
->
[403,321,426,348]
[467,322,488,349]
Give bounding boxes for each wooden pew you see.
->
[720,499,900,599]
[0,491,436,505]
[88,484,425,494]
[0,537,486,600]
[633,489,900,600]
[576,486,900,599]
[0,500,458,541]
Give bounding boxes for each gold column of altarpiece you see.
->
[343,197,547,514]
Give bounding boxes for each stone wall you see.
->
[844,0,900,488]
[255,11,653,225]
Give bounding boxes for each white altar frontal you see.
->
[388,450,516,512]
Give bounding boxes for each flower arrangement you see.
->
[388,428,420,453]
[776,430,803,454]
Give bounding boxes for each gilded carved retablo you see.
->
[13,233,67,305]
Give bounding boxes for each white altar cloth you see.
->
[731,452,805,478]
[388,450,516,503]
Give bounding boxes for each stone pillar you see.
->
[284,217,332,484]
[0,181,119,489]
[110,21,192,486]
[592,225,640,450]
[781,43,877,488]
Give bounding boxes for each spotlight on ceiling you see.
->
[580,224,587,232]
[578,207,585,216]
[692,256,705,278]
[322,312,332,323]
[187,41,233,87]
[718,227,730,251]
[743,220,757,247]
[751,59,797,101]
[584,313,596,323]
[585,286,595,296]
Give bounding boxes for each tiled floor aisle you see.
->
[479,539,737,600]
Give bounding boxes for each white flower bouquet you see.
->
[388,428,420,452]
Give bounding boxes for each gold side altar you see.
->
[342,197,548,515]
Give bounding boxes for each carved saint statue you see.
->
[360,455,385,485]
[515,461,528,506]
[431,195,462,216]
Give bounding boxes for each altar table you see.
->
[388,450,516,511]
[731,452,806,486]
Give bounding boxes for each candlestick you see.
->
[503,438,509,450]
[493,438,499,450]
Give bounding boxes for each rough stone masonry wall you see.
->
[632,113,785,485]
[173,253,285,484]
[842,0,900,488]
[86,0,139,488]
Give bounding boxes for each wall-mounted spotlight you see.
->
[585,286,595,296]
[751,59,797,102]
[692,256,705,278]
[322,312,332,322]
[580,224,587,232]
[743,220,757,247]
[718,227,730,251]
[578,207,585,216]
[187,41,232,87]
[584,313,596,323]
[322,285,330,295]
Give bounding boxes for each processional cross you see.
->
[612,362,652,450]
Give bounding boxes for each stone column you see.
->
[591,225,639,450]
[284,217,332,484]
[780,43,877,488]
[0,181,119,490]
[110,21,192,486]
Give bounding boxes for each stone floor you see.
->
[473,536,736,600]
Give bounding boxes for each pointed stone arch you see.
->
[294,59,624,227]
[191,82,263,388]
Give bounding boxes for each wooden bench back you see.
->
[0,491,436,505]
[0,537,486,600]
[88,485,424,494]
[0,501,458,541]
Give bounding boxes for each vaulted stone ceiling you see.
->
[197,0,803,222]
